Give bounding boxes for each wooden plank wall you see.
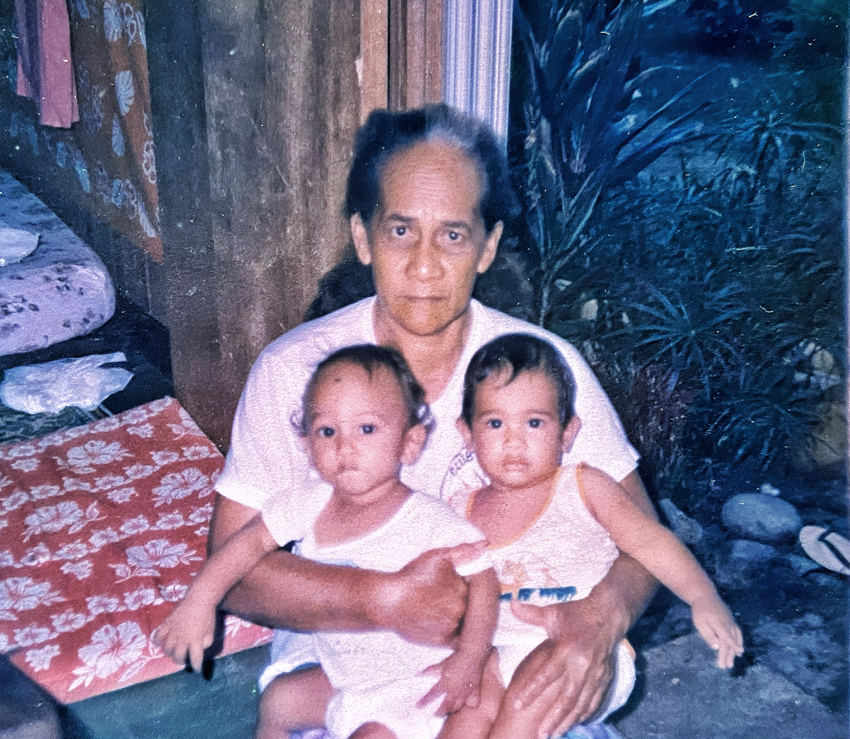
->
[147,1,361,448]
[145,0,444,449]
[389,0,444,109]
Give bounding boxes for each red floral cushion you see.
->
[0,397,272,703]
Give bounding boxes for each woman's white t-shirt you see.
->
[215,297,639,544]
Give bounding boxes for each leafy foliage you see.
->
[554,139,841,510]
[509,0,711,327]
[508,0,844,512]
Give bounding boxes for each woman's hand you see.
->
[508,594,626,737]
[372,542,484,646]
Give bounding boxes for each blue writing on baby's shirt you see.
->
[500,586,577,603]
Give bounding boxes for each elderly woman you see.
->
[210,105,657,738]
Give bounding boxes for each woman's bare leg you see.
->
[254,666,335,739]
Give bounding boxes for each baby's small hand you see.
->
[152,599,215,673]
[417,648,490,715]
[692,597,744,669]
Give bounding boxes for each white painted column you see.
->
[443,0,513,143]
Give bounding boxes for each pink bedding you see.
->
[0,397,273,703]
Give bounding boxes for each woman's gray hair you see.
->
[345,104,520,234]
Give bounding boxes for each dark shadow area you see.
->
[57,646,268,739]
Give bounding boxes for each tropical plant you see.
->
[610,282,747,392]
[509,0,712,327]
[558,127,843,507]
[712,100,841,199]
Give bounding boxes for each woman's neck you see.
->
[372,303,472,403]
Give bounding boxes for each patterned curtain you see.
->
[6,0,162,261]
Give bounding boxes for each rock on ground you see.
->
[722,493,802,543]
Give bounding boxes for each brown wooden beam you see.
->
[360,0,389,120]
[148,1,362,450]
[422,0,444,104]
[388,0,443,110]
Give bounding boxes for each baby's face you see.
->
[304,362,417,500]
[463,369,570,492]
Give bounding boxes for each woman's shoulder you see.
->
[238,297,375,408]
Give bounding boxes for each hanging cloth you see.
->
[15,0,80,128]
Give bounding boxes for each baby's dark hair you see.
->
[299,344,431,434]
[461,333,576,428]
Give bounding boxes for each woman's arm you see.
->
[508,469,659,737]
[209,493,478,645]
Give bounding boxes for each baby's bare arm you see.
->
[419,567,500,715]
[580,465,743,667]
[457,568,500,665]
[154,515,278,670]
[690,595,744,668]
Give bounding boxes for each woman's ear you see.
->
[401,424,428,465]
[476,221,503,275]
[456,417,474,451]
[561,416,582,454]
[351,215,372,266]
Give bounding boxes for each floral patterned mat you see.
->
[0,397,272,703]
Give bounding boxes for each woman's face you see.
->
[352,141,503,338]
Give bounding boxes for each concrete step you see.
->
[613,633,848,739]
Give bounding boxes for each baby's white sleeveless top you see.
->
[450,463,620,647]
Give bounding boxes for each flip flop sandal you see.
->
[799,525,850,575]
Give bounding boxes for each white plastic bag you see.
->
[0,352,133,414]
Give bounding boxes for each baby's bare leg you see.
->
[254,666,335,739]
[348,722,397,739]
[438,650,504,739]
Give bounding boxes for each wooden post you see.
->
[361,0,389,120]
[389,0,443,110]
[147,1,362,449]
